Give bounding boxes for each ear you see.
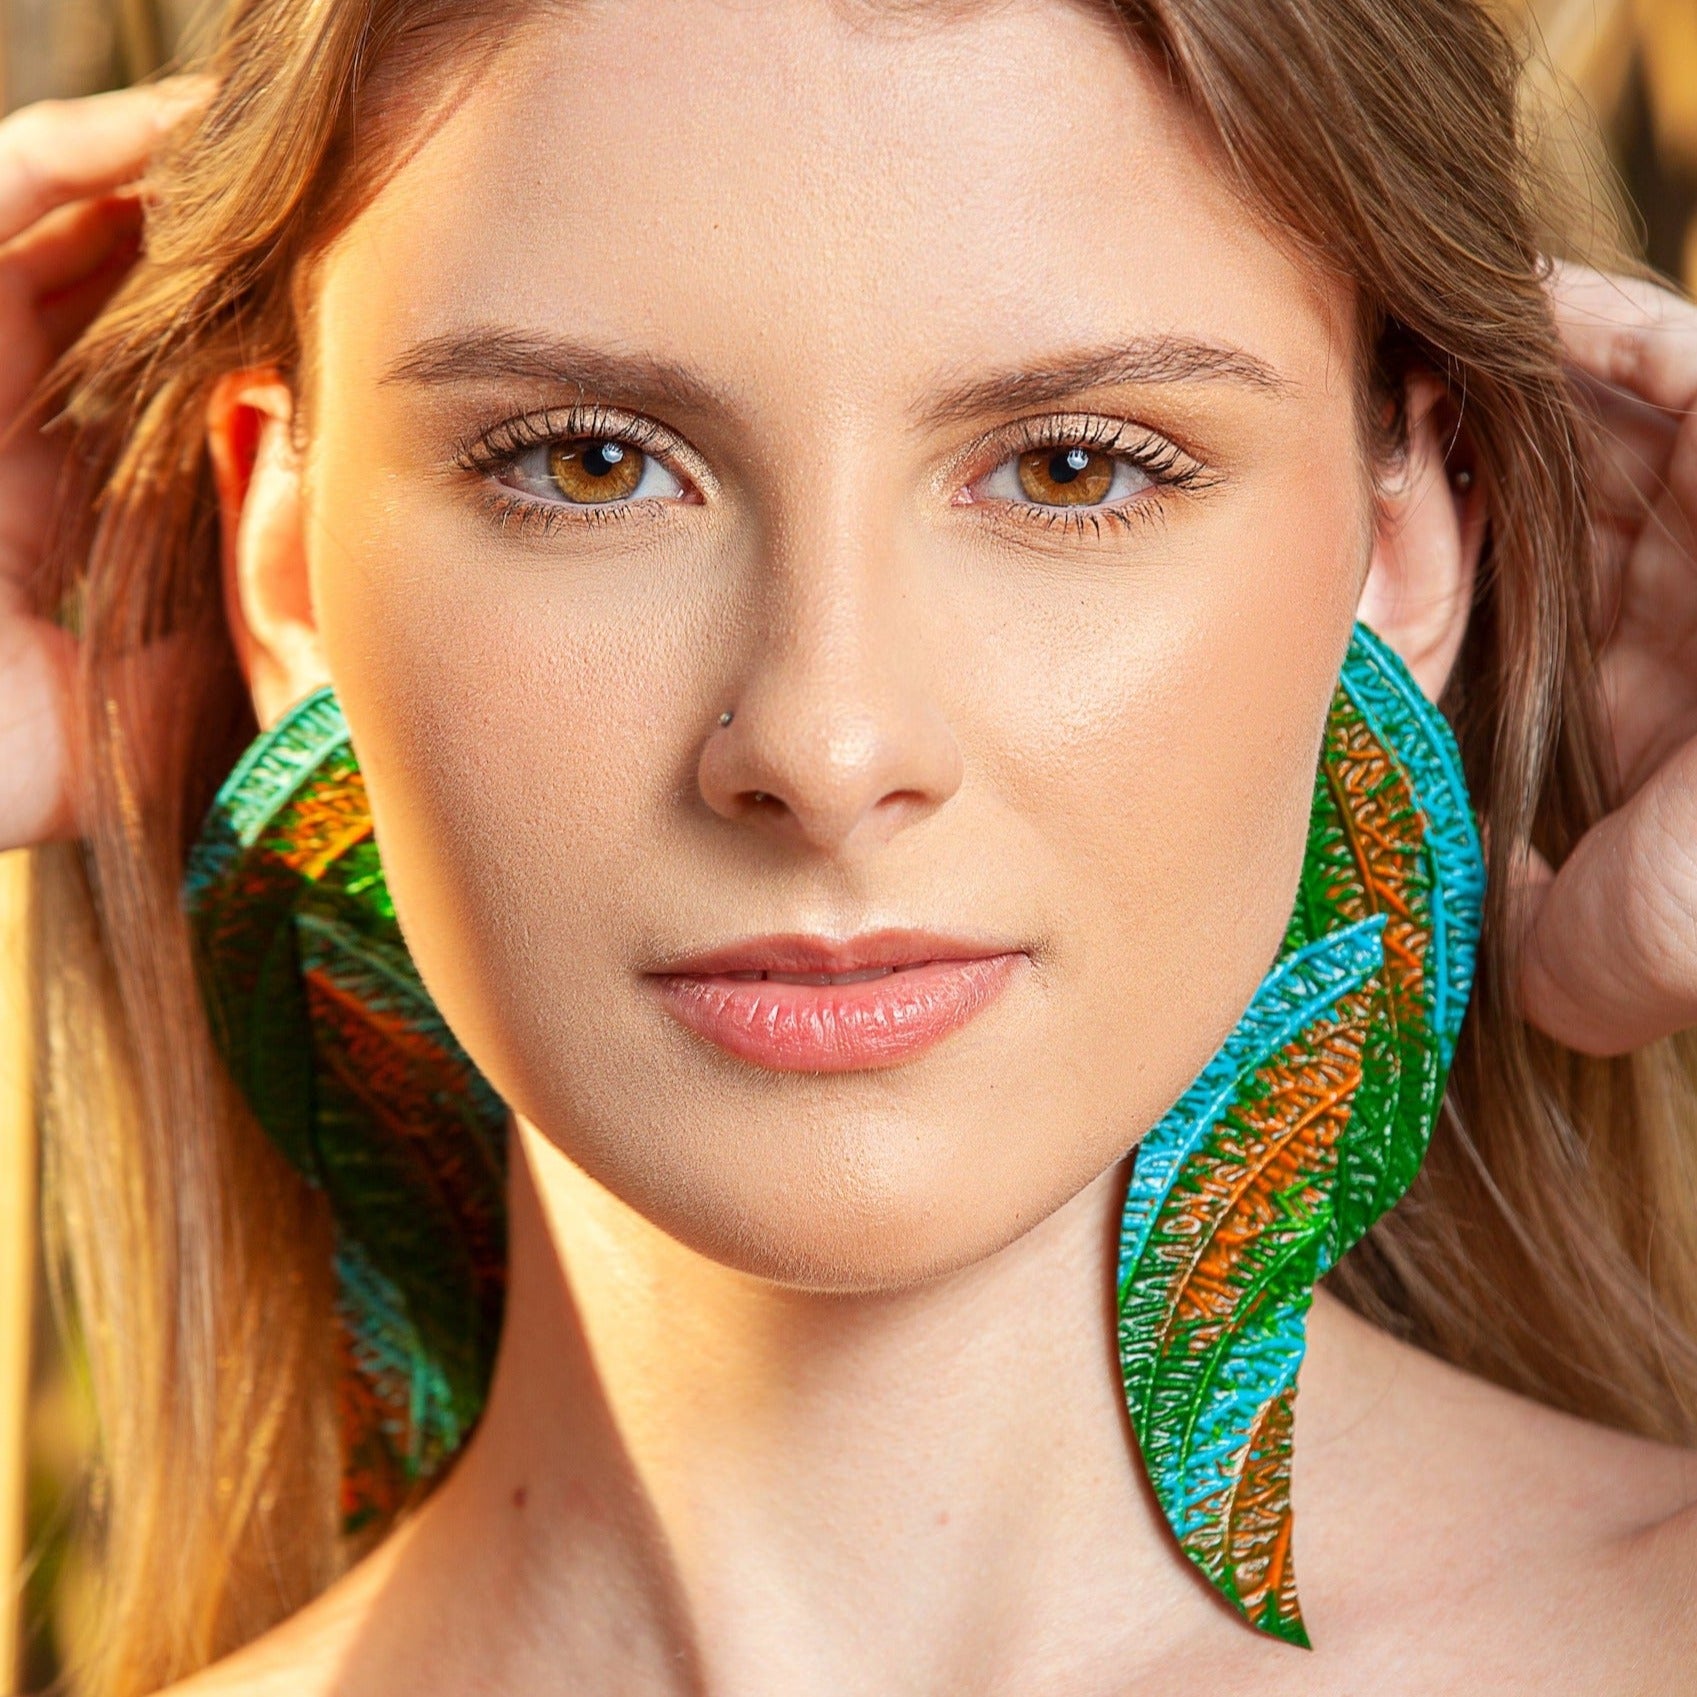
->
[206,371,330,729]
[1356,371,1485,702]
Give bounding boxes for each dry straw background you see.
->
[0,0,1694,1690]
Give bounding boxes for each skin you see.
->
[2,5,1697,1692]
[293,0,1367,1293]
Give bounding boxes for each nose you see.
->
[697,510,963,854]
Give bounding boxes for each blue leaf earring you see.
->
[1117,621,1485,1643]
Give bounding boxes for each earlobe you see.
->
[206,371,331,729]
[1356,373,1484,703]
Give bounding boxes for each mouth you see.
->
[644,929,1028,1072]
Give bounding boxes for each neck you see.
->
[392,1117,1218,1694]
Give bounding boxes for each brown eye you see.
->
[1015,445,1116,507]
[548,438,646,504]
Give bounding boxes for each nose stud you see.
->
[713,709,764,802]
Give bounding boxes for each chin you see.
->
[528,1093,1089,1294]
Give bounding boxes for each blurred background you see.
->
[0,0,1694,1690]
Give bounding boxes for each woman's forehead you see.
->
[316,0,1352,415]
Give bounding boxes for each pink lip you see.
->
[645,930,1026,1072]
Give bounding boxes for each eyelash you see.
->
[456,404,689,535]
[972,414,1214,536]
[456,404,1213,538]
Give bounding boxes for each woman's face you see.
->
[303,0,1367,1288]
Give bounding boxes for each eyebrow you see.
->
[916,335,1285,429]
[382,327,1285,425]
[382,330,739,417]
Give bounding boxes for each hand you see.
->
[1518,262,1697,1055]
[0,79,205,854]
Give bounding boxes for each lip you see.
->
[645,929,1027,1072]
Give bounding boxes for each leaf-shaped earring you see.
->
[1116,621,1485,1645]
[183,690,509,1535]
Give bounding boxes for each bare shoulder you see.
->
[1297,1290,1697,1692]
[150,1300,1697,1697]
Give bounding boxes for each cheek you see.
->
[304,474,703,1074]
[980,480,1366,1128]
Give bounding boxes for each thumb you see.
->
[1514,743,1697,1056]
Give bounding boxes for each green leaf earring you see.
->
[1117,620,1485,1644]
[182,693,509,1534]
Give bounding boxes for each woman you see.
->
[6,0,1697,1691]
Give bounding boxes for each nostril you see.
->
[881,788,931,812]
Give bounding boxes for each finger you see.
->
[1548,260,1697,417]
[1561,350,1681,628]
[1597,415,1697,777]
[0,190,143,299]
[0,625,191,851]
[0,198,146,415]
[35,220,145,351]
[0,79,207,249]
[0,615,76,848]
[0,431,69,603]
[1608,445,1697,653]
[0,197,145,429]
[1572,365,1682,518]
[1598,642,1697,795]
[1519,736,1697,1054]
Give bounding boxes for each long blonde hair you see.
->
[28,1,1697,1692]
